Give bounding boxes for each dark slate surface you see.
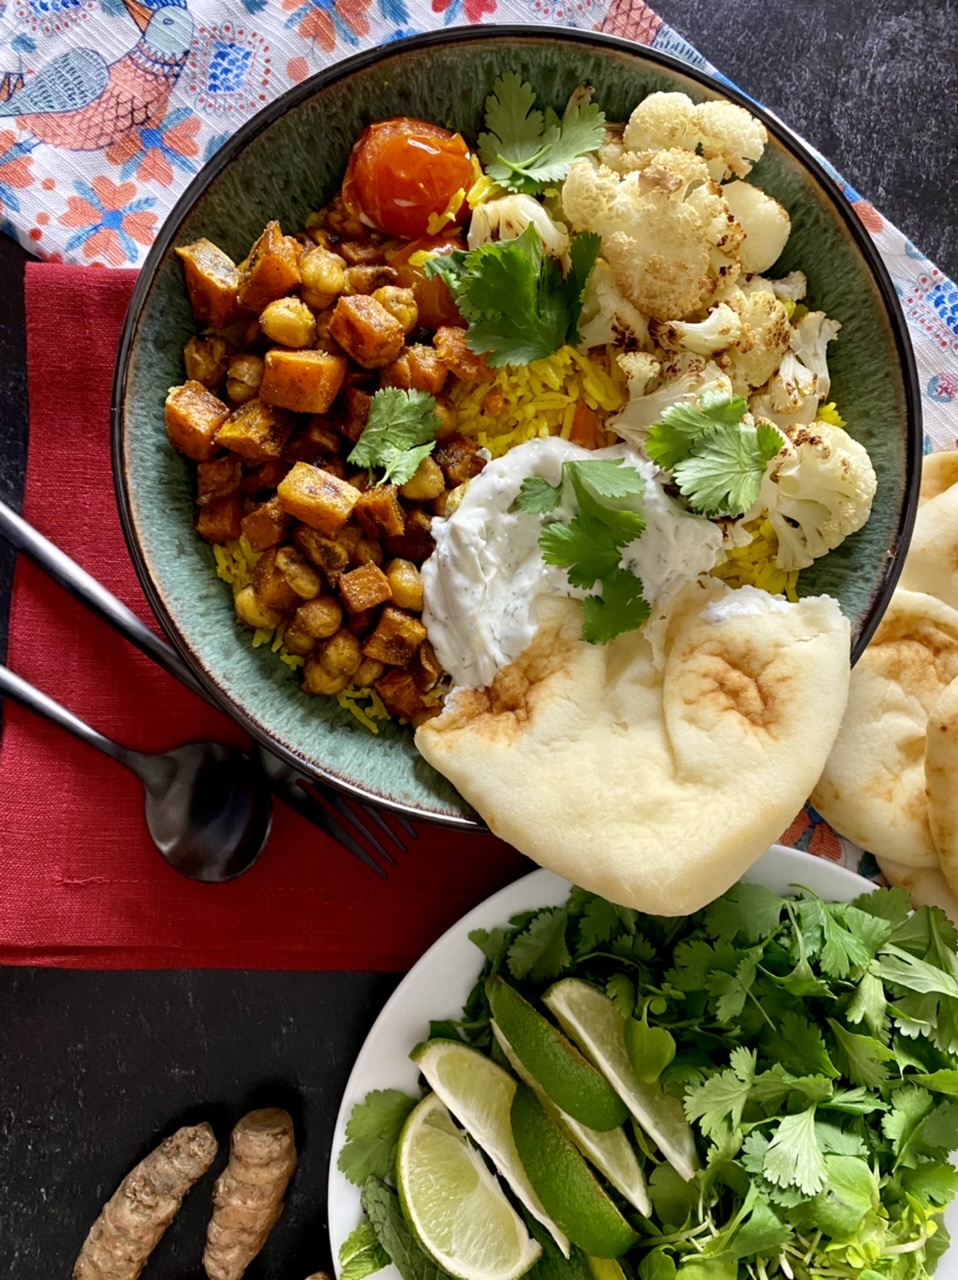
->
[1,4,956,1277]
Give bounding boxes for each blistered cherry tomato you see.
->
[342,118,474,241]
[386,233,466,330]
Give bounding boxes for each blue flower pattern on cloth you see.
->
[0,0,956,882]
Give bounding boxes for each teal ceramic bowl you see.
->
[112,26,921,827]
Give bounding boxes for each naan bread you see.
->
[926,673,958,897]
[919,449,958,506]
[876,856,958,920]
[810,590,958,868]
[899,471,958,610]
[416,582,851,916]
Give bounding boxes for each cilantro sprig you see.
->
[424,223,600,367]
[512,457,650,645]
[646,392,784,517]
[477,72,607,196]
[347,388,440,486]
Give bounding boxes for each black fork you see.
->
[0,499,418,875]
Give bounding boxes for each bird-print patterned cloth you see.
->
[1,0,957,883]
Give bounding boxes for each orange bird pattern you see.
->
[0,1,193,152]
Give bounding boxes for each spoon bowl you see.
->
[0,664,272,882]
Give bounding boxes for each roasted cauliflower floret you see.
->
[749,351,821,428]
[721,181,790,274]
[467,193,571,260]
[610,352,734,444]
[790,310,842,399]
[561,151,742,320]
[651,301,741,356]
[720,283,792,392]
[577,258,651,350]
[760,419,878,570]
[622,91,701,155]
[618,91,768,182]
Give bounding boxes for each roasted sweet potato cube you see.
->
[293,524,360,584]
[568,401,606,450]
[284,417,342,464]
[277,461,360,535]
[165,381,229,462]
[196,454,242,506]
[252,546,301,611]
[380,343,450,395]
[434,432,485,487]
[374,668,432,721]
[175,239,246,329]
[236,220,302,311]
[328,295,405,369]
[339,562,393,614]
[355,484,405,540]
[334,386,371,446]
[362,606,427,666]
[196,492,243,544]
[241,495,289,552]
[384,507,434,565]
[240,459,291,493]
[216,398,295,462]
[434,326,490,382]
[260,349,348,415]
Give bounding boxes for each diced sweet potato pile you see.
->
[165,206,489,724]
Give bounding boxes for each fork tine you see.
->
[352,800,413,850]
[278,780,389,877]
[389,811,419,840]
[323,790,399,865]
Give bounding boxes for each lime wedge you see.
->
[542,979,699,1182]
[486,976,628,1131]
[492,1022,651,1217]
[396,1092,542,1280]
[411,1039,571,1256]
[510,1082,639,1258]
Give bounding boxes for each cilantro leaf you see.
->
[581,568,650,644]
[347,389,440,486]
[684,1047,756,1140]
[338,1089,418,1186]
[672,419,783,517]
[424,224,598,365]
[702,883,785,944]
[763,1105,827,1196]
[507,908,572,982]
[513,475,562,514]
[478,72,606,195]
[827,1018,895,1089]
[645,393,750,471]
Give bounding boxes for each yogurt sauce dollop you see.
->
[421,435,727,690]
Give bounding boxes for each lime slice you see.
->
[396,1092,542,1280]
[510,1082,639,1258]
[542,979,699,1182]
[492,1022,650,1217]
[411,1039,571,1256]
[486,976,628,1131]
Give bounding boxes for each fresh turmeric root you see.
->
[74,1122,218,1280]
[202,1107,298,1280]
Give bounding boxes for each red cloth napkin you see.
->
[0,263,529,970]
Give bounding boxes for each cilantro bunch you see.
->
[513,457,650,645]
[340,882,958,1280]
[646,393,783,518]
[347,388,441,486]
[424,224,600,367]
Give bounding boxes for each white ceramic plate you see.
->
[328,845,958,1275]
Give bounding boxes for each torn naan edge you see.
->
[899,473,958,611]
[926,672,958,899]
[416,582,851,916]
[811,590,958,868]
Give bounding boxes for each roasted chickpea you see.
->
[371,286,418,334]
[432,483,466,518]
[300,245,347,310]
[302,655,349,696]
[385,558,423,611]
[281,620,317,656]
[352,536,384,567]
[275,545,323,599]
[399,455,445,502]
[318,629,363,678]
[354,657,385,687]
[183,334,230,387]
[259,297,317,349]
[294,594,343,639]
[234,584,284,631]
[225,353,264,404]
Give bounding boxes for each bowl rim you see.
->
[111,23,923,818]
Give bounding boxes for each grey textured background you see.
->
[0,4,956,1278]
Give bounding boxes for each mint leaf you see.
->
[347,388,440,486]
[339,1220,391,1280]
[361,1178,447,1280]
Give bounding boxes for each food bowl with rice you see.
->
[112,26,921,906]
